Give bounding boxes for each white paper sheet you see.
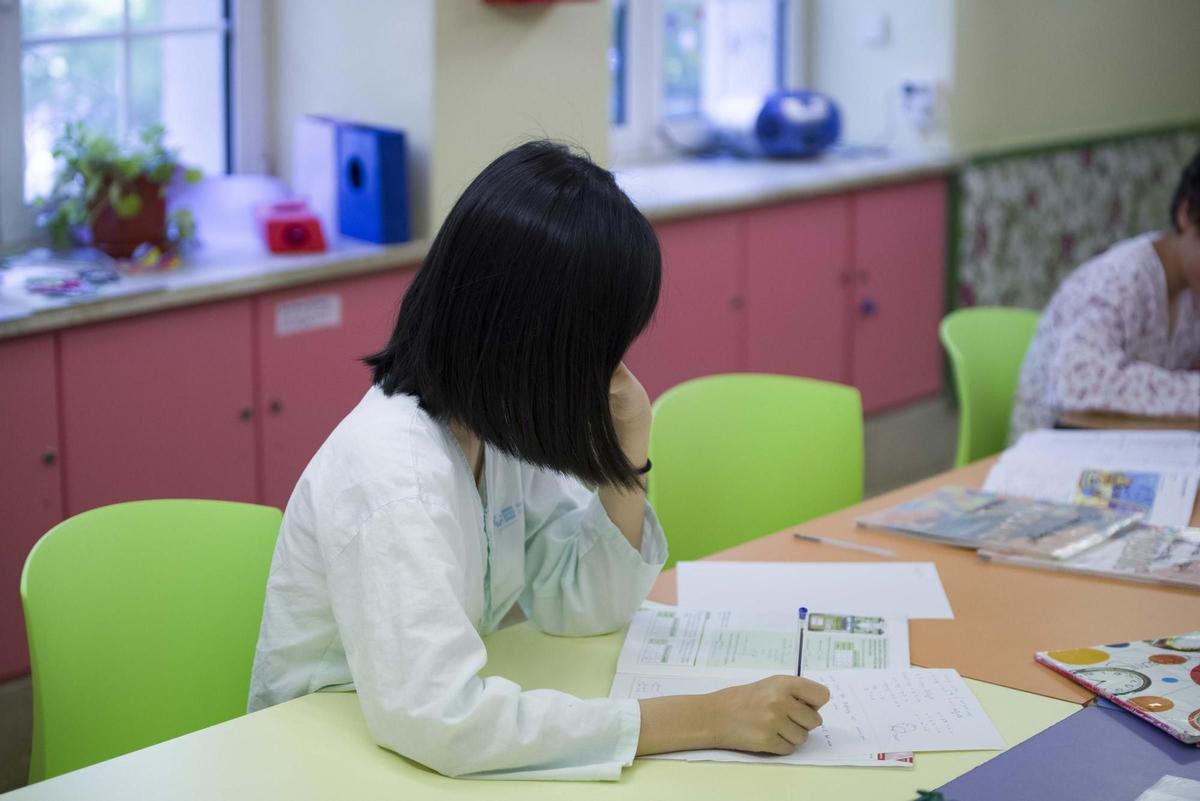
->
[985,431,1200,527]
[612,668,1002,765]
[676,562,954,620]
[1007,431,1200,470]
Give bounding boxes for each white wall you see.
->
[268,0,434,237]
[430,0,610,226]
[807,0,955,151]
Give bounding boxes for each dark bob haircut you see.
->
[365,140,661,488]
[1170,148,1200,232]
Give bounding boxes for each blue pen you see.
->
[797,607,808,676]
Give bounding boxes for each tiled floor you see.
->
[0,676,31,791]
[0,395,961,791]
[864,395,959,498]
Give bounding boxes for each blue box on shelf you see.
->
[336,123,410,244]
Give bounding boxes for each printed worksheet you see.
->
[611,669,1003,766]
[617,608,909,678]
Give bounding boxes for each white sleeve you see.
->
[326,498,642,781]
[519,468,668,637]
[1049,299,1200,418]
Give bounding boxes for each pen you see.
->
[793,532,896,558]
[797,607,807,677]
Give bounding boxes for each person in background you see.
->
[248,141,829,781]
[1011,149,1200,436]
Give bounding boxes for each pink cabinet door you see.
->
[256,267,416,510]
[625,213,743,401]
[850,179,948,412]
[744,195,851,383]
[60,300,257,514]
[0,335,62,678]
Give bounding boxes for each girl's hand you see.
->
[609,362,651,467]
[637,675,830,757]
[708,676,829,754]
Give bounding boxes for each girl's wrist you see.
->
[616,420,651,469]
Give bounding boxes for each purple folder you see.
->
[938,704,1200,801]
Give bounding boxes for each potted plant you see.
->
[38,122,201,258]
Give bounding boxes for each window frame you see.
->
[610,0,808,166]
[0,0,268,245]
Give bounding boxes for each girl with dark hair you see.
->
[248,141,829,780]
[1011,148,1200,436]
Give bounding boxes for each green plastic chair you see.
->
[940,307,1041,467]
[20,499,282,782]
[648,373,863,567]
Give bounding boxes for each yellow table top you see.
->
[7,623,1079,801]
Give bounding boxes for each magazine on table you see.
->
[856,486,1141,560]
[980,524,1200,590]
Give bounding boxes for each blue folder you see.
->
[336,123,410,244]
[938,703,1200,800]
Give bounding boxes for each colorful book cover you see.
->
[981,525,1200,590]
[856,487,1141,559]
[1036,633,1200,745]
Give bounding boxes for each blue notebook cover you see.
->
[937,704,1200,801]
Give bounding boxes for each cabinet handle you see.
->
[729,295,745,311]
[41,449,57,466]
[239,407,254,422]
[269,399,284,415]
[859,298,879,318]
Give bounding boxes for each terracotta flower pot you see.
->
[89,177,168,259]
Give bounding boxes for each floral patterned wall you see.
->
[956,128,1200,310]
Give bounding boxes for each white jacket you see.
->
[248,386,667,780]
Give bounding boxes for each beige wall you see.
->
[268,0,610,238]
[952,0,1200,152]
[808,0,955,151]
[430,0,610,226]
[268,0,434,237]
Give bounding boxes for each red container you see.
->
[256,200,328,254]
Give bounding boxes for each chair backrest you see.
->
[21,499,282,781]
[649,373,863,567]
[939,307,1041,466]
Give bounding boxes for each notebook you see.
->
[937,704,1200,801]
[856,486,1141,559]
[1036,632,1200,745]
[980,524,1200,590]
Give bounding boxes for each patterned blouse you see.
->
[1011,232,1200,438]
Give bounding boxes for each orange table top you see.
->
[648,457,1200,704]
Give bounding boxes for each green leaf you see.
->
[184,168,203,184]
[148,163,174,184]
[114,193,143,219]
[169,208,197,244]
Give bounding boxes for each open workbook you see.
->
[984,430,1200,528]
[608,608,1004,767]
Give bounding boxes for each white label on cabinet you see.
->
[275,294,343,336]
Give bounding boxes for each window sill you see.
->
[614,147,960,223]
[0,238,428,341]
